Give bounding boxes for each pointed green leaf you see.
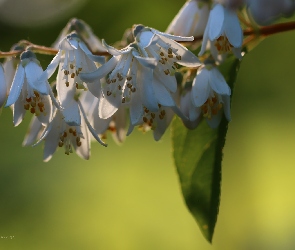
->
[171,55,241,242]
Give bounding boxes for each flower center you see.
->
[63,63,84,89]
[158,47,181,76]
[214,35,233,54]
[58,127,82,155]
[105,70,136,104]
[201,94,222,119]
[24,90,46,116]
[141,104,166,130]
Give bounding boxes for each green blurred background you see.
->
[1,0,295,249]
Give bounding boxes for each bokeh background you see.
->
[0,0,295,249]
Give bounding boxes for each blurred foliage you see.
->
[1,1,295,250]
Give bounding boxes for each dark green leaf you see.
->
[171,55,241,242]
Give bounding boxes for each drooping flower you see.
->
[5,50,52,126]
[166,0,210,37]
[79,40,158,124]
[188,64,231,128]
[246,0,295,25]
[52,18,106,53]
[199,3,243,60]
[133,24,201,122]
[40,32,105,125]
[0,64,7,108]
[127,103,176,141]
[30,97,107,162]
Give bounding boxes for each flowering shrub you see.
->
[1,0,295,243]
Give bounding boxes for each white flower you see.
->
[5,51,52,126]
[190,65,231,128]
[127,103,175,141]
[3,44,24,91]
[133,25,201,122]
[32,99,106,162]
[52,18,106,53]
[79,40,158,124]
[246,0,295,25]
[180,90,202,129]
[0,64,7,108]
[41,32,105,125]
[166,0,210,37]
[199,3,243,60]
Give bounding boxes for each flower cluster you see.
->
[0,0,294,161]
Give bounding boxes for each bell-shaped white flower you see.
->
[52,18,106,53]
[133,25,201,122]
[166,0,210,37]
[127,103,175,141]
[2,44,24,92]
[80,41,158,123]
[0,64,7,108]
[180,90,202,129]
[40,32,105,125]
[5,51,52,126]
[32,98,107,162]
[199,3,243,60]
[190,64,231,128]
[246,0,295,25]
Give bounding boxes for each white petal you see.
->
[74,115,90,160]
[79,56,119,83]
[199,23,210,56]
[206,110,222,128]
[129,91,144,125]
[22,116,43,146]
[113,106,126,143]
[44,51,61,79]
[36,94,52,125]
[157,34,201,67]
[43,116,61,162]
[133,52,157,69]
[152,28,194,42]
[56,63,75,107]
[138,65,159,112]
[99,95,120,119]
[78,99,107,147]
[224,9,243,48]
[13,86,26,126]
[153,107,174,141]
[0,64,7,107]
[82,57,102,98]
[25,61,48,95]
[62,100,81,126]
[208,4,225,41]
[154,70,177,93]
[210,67,231,95]
[153,78,175,107]
[102,39,131,56]
[191,69,210,107]
[6,64,25,107]
[68,38,79,49]
[3,58,16,90]
[79,41,105,64]
[138,30,155,48]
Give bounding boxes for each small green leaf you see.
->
[171,55,241,242]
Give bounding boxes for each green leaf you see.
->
[171,55,241,242]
